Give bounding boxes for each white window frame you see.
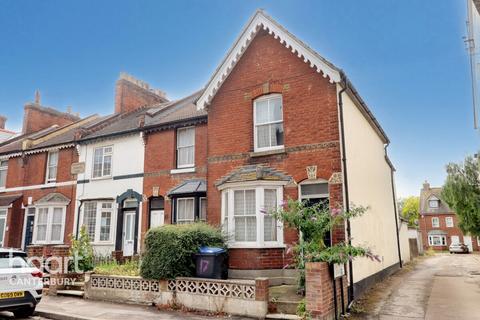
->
[253,94,284,152]
[199,197,207,221]
[220,182,284,248]
[32,205,66,245]
[176,197,195,224]
[428,197,439,208]
[0,159,8,189]
[92,145,113,179]
[445,216,454,228]
[176,127,195,169]
[0,208,7,247]
[45,151,59,184]
[81,201,114,244]
[428,235,446,246]
[431,217,440,228]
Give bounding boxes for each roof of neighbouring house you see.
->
[215,164,292,187]
[168,179,207,196]
[0,194,22,206]
[419,185,454,215]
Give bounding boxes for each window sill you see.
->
[91,176,113,181]
[170,167,196,174]
[227,243,286,249]
[249,148,286,158]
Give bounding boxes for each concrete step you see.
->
[272,300,299,315]
[266,313,302,320]
[268,276,298,286]
[65,281,85,291]
[56,290,84,298]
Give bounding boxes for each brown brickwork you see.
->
[1,147,78,249]
[141,123,208,243]
[115,78,167,114]
[22,103,79,134]
[205,30,344,269]
[419,214,479,251]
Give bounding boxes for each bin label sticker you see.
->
[201,259,210,273]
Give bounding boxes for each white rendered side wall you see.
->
[341,89,400,283]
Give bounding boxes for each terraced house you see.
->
[0,10,404,303]
[0,98,98,256]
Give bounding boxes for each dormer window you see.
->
[46,151,59,183]
[429,198,439,208]
[254,94,284,152]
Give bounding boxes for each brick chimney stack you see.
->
[423,180,430,190]
[0,115,6,129]
[22,91,81,134]
[114,72,168,114]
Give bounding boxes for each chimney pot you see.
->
[423,180,430,190]
[0,115,6,129]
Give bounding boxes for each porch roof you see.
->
[168,179,206,196]
[0,194,22,207]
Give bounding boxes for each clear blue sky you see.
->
[0,0,477,197]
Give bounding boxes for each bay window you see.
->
[46,151,59,183]
[0,209,6,247]
[428,235,446,246]
[254,94,284,152]
[176,198,195,224]
[33,206,66,244]
[176,127,195,168]
[92,146,113,178]
[82,201,114,243]
[222,185,283,247]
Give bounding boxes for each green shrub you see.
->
[140,223,226,280]
[94,260,140,276]
[69,225,94,272]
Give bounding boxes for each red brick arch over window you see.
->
[247,82,286,101]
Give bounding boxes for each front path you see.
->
[352,253,480,320]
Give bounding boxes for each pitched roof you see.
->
[419,185,454,215]
[0,194,22,206]
[168,179,206,196]
[195,9,389,144]
[0,115,99,157]
[215,164,292,187]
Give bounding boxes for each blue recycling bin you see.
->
[195,246,228,279]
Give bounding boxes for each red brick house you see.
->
[141,10,403,298]
[419,181,479,252]
[0,99,99,257]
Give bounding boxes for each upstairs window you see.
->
[93,146,113,178]
[0,160,7,188]
[46,151,59,183]
[254,94,284,152]
[176,127,195,168]
[432,217,440,228]
[445,216,454,228]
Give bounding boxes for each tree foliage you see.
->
[442,155,480,237]
[69,225,94,272]
[400,196,420,227]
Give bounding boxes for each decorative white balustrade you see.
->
[90,275,160,293]
[167,277,256,300]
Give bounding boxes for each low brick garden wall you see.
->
[85,274,269,318]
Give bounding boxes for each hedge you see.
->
[140,222,226,280]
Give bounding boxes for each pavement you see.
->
[352,253,480,320]
[32,295,249,320]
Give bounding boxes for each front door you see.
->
[451,235,460,245]
[24,214,35,249]
[123,211,135,256]
[464,236,473,252]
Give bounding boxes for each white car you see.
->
[0,248,43,318]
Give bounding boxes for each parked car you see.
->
[0,248,43,318]
[449,243,469,254]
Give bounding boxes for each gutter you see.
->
[337,74,355,306]
[385,146,403,268]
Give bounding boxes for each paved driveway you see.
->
[353,253,480,320]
